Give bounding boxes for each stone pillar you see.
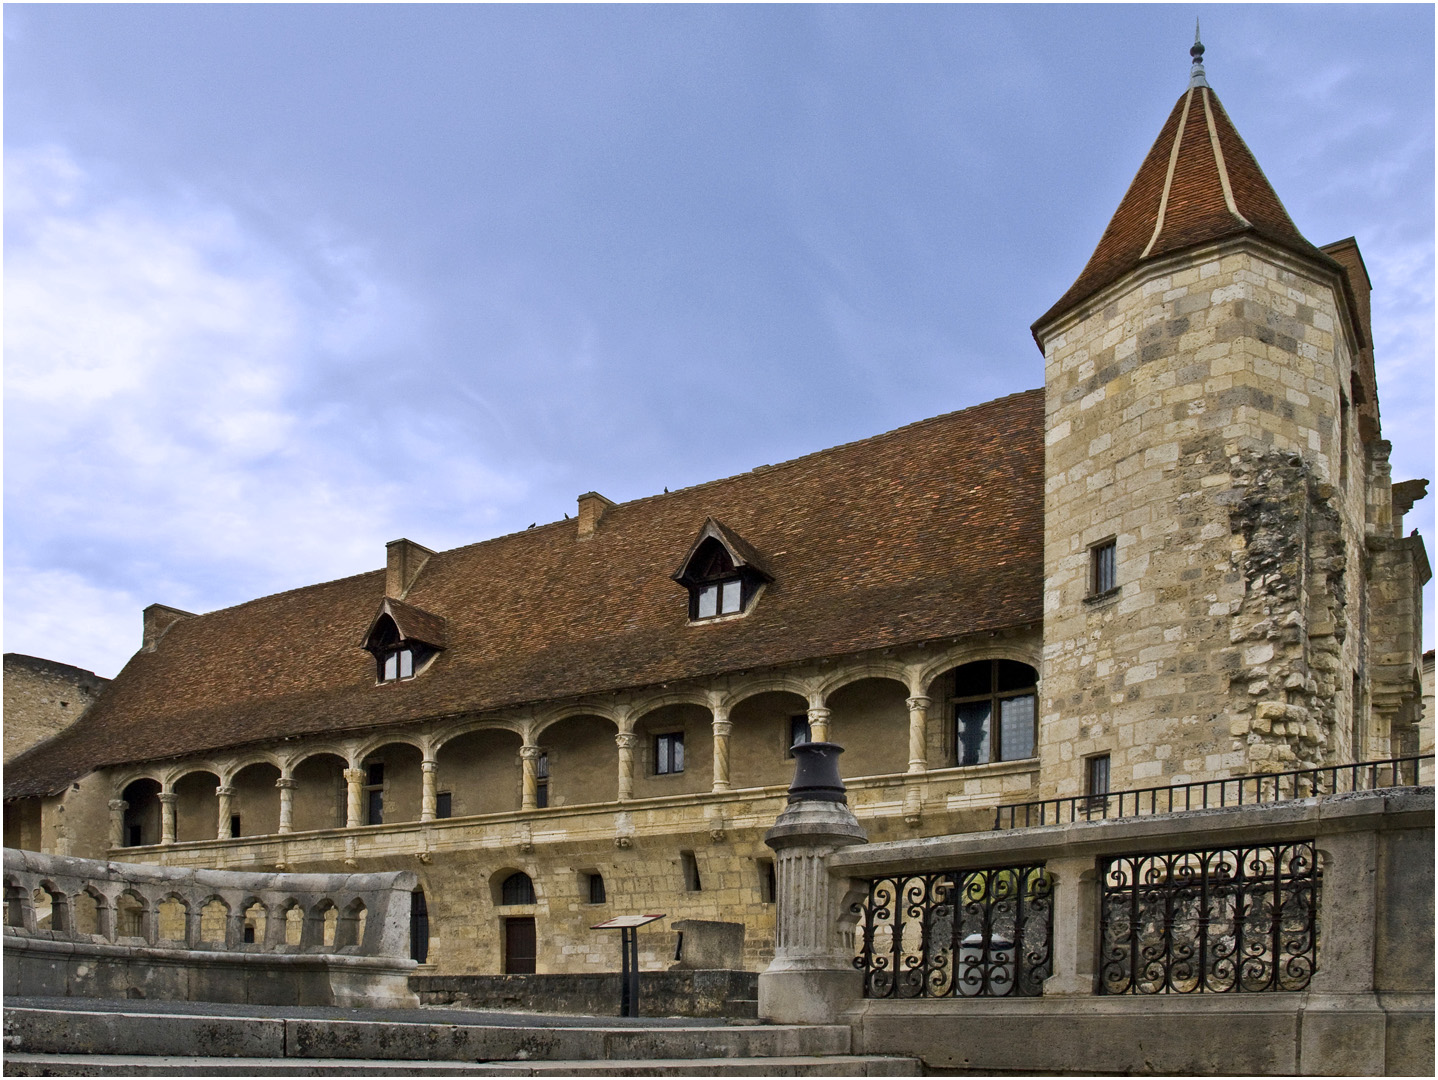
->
[275,776,296,834]
[807,706,832,744]
[758,741,868,1025]
[905,695,930,774]
[712,709,733,793]
[420,759,438,822]
[344,768,365,829]
[215,785,234,840]
[159,791,178,845]
[520,745,542,811]
[615,733,638,801]
[1041,853,1097,995]
[108,799,127,849]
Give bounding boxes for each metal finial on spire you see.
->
[1189,19,1209,88]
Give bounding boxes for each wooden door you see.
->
[504,916,537,974]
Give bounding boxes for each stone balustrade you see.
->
[3,848,419,1007]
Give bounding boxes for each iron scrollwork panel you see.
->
[853,865,1053,998]
[1099,840,1319,994]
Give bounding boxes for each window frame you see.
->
[786,714,811,758]
[654,731,685,775]
[952,659,1039,767]
[1089,537,1118,598]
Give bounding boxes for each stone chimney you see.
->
[386,539,435,598]
[576,492,615,540]
[142,604,196,653]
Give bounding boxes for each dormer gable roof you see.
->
[671,518,774,586]
[358,597,447,650]
[1034,62,1341,340]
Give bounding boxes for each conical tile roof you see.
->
[1035,71,1341,338]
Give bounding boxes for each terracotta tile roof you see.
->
[6,390,1045,797]
[359,598,448,649]
[1033,84,1341,338]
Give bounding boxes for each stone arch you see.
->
[172,769,222,843]
[229,761,282,837]
[335,897,367,949]
[276,896,305,946]
[198,894,230,945]
[156,892,190,944]
[815,662,915,700]
[628,691,713,725]
[492,868,538,908]
[33,879,66,933]
[532,703,627,740]
[308,896,338,948]
[534,713,618,807]
[116,889,151,942]
[431,717,526,753]
[930,655,1042,768]
[352,730,428,764]
[359,741,424,825]
[120,778,162,848]
[916,641,1043,699]
[826,676,912,776]
[217,751,284,785]
[289,752,349,832]
[721,673,817,712]
[632,703,710,799]
[728,689,811,789]
[434,727,523,818]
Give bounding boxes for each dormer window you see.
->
[360,598,446,684]
[672,518,773,623]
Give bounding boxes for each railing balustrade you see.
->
[993,755,1433,830]
[852,865,1053,998]
[1098,840,1320,994]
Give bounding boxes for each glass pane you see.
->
[536,753,549,779]
[953,661,991,699]
[672,733,684,773]
[721,579,742,613]
[383,652,398,681]
[1087,754,1111,795]
[399,649,414,678]
[790,716,811,750]
[697,585,718,619]
[999,695,1036,760]
[997,660,1037,693]
[956,702,991,765]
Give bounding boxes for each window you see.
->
[1087,754,1111,797]
[534,752,550,808]
[1090,538,1117,596]
[953,659,1039,766]
[500,872,536,906]
[382,647,415,682]
[655,732,685,775]
[365,763,384,826]
[758,858,776,904]
[586,872,606,905]
[364,610,440,684]
[409,890,429,963]
[672,523,773,623]
[787,715,811,757]
[127,824,143,847]
[435,792,452,819]
[229,814,242,838]
[681,850,702,892]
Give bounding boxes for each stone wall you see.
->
[1038,239,1378,798]
[3,653,109,764]
[412,969,758,1018]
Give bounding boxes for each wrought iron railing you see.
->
[993,755,1432,829]
[853,864,1053,998]
[1098,840,1319,994]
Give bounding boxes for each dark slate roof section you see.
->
[1033,85,1342,341]
[5,389,1045,798]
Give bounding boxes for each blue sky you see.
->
[4,4,1434,679]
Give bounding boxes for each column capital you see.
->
[109,799,129,812]
[215,785,235,797]
[343,768,366,783]
[421,760,438,774]
[274,777,297,790]
[712,719,733,737]
[519,744,544,761]
[905,695,932,710]
[615,732,640,750]
[806,706,831,719]
[158,792,179,805]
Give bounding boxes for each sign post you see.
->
[590,914,665,1017]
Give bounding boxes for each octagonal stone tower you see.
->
[1030,37,1401,798]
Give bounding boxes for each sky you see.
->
[4,3,1434,680]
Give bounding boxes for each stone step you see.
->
[4,1007,853,1063]
[3,1052,922,1076]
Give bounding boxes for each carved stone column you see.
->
[520,745,542,811]
[215,785,234,840]
[275,777,296,834]
[615,733,638,801]
[1042,854,1097,995]
[758,742,867,1025]
[905,695,930,773]
[420,759,438,822]
[711,710,733,793]
[343,768,365,829]
[158,791,178,845]
[108,799,128,849]
[807,705,832,744]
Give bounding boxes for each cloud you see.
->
[4,145,527,676]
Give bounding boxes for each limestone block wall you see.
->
[1039,239,1371,797]
[3,654,109,764]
